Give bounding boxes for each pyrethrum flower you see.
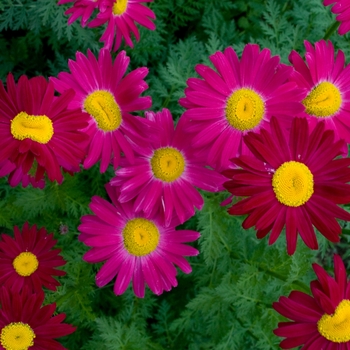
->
[289,40,350,152]
[0,286,75,350]
[223,116,350,255]
[179,44,305,171]
[78,184,200,297]
[273,255,350,349]
[51,48,153,173]
[0,222,66,293]
[88,0,156,51]
[324,0,350,35]
[0,74,89,187]
[110,108,225,225]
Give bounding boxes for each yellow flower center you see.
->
[0,322,35,350]
[10,112,54,144]
[272,161,314,207]
[112,0,128,15]
[83,90,122,132]
[225,88,265,131]
[303,81,342,118]
[123,218,160,256]
[150,147,185,182]
[318,299,350,343]
[12,252,39,277]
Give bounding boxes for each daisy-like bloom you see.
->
[273,254,350,349]
[78,184,200,297]
[0,222,66,293]
[0,286,75,350]
[58,0,105,27]
[179,44,306,171]
[223,116,350,255]
[324,0,350,35]
[0,73,89,187]
[88,0,156,51]
[51,48,153,173]
[289,40,350,153]
[110,108,226,225]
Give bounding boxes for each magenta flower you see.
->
[88,0,156,51]
[51,48,153,173]
[324,0,350,35]
[110,108,226,225]
[78,184,200,297]
[179,44,305,171]
[289,40,350,153]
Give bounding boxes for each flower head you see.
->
[78,184,200,297]
[51,48,153,173]
[110,108,226,225]
[0,74,89,187]
[223,116,350,255]
[88,0,156,51]
[0,222,66,293]
[324,0,350,35]
[0,286,75,350]
[273,254,350,349]
[289,40,350,153]
[179,44,305,171]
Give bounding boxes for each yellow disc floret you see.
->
[225,88,265,131]
[0,322,35,350]
[10,112,54,144]
[123,218,160,256]
[303,81,342,118]
[317,299,350,343]
[150,147,185,182]
[113,0,128,15]
[272,161,314,207]
[83,90,122,132]
[13,252,39,277]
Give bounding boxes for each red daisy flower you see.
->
[223,116,350,255]
[78,184,200,297]
[179,44,305,171]
[273,254,350,349]
[0,286,75,350]
[110,108,225,225]
[51,48,153,173]
[0,74,89,187]
[324,0,350,35]
[0,222,66,293]
[88,0,156,51]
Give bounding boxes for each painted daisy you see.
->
[110,108,226,225]
[273,254,350,349]
[223,116,350,255]
[0,222,66,293]
[88,0,156,51]
[51,48,153,173]
[324,0,350,35]
[179,44,306,171]
[289,40,350,153]
[0,73,89,186]
[78,184,200,298]
[0,286,75,350]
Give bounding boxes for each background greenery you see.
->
[0,0,349,348]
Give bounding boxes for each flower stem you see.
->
[323,21,340,41]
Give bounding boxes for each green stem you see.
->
[323,21,340,41]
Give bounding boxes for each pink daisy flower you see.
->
[51,48,153,173]
[78,184,200,298]
[179,44,306,171]
[88,0,156,51]
[58,0,106,27]
[0,74,89,186]
[110,108,226,225]
[273,254,350,349]
[324,0,350,35]
[289,40,350,152]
